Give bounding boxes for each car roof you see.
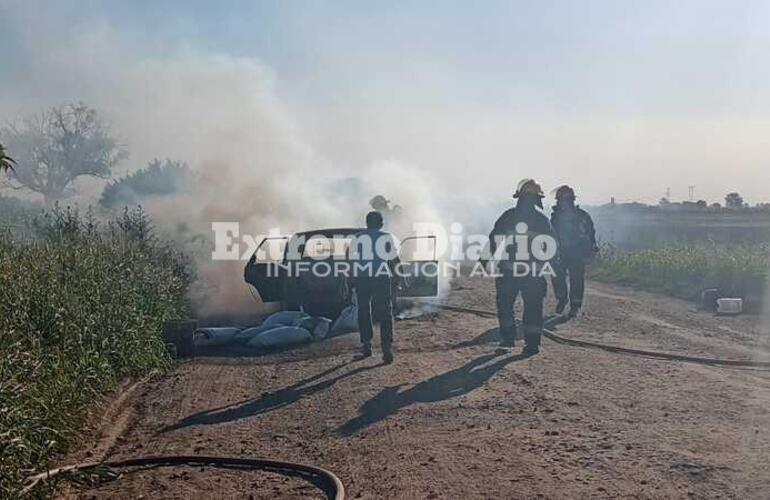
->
[293,227,365,238]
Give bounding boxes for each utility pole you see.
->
[688,185,695,201]
[666,187,671,200]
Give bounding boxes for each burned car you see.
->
[244,228,438,319]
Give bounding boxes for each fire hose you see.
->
[431,303,770,369]
[23,303,767,497]
[23,455,345,499]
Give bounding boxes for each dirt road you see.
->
[65,277,770,499]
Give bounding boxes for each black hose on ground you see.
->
[23,455,345,499]
[431,303,770,369]
[25,303,765,498]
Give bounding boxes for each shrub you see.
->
[100,159,193,208]
[0,205,192,496]
[0,194,43,229]
[593,242,769,299]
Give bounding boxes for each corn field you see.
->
[593,242,770,300]
[0,206,192,497]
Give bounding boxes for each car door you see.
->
[397,235,439,297]
[244,236,289,302]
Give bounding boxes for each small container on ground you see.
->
[716,298,743,316]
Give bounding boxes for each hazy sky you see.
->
[1,0,769,206]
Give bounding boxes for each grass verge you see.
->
[0,206,192,497]
[592,243,769,303]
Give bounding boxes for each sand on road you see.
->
[64,277,770,499]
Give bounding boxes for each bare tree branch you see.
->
[0,103,127,204]
[0,143,16,173]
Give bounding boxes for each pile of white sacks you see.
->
[193,304,359,349]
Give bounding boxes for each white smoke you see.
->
[0,0,450,316]
[105,55,447,315]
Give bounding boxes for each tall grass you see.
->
[0,206,192,497]
[0,194,43,231]
[593,242,769,299]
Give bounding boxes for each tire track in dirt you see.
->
[67,276,770,499]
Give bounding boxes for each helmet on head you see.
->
[513,178,544,198]
[369,195,390,210]
[554,185,576,200]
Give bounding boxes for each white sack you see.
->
[247,326,313,348]
[193,327,242,347]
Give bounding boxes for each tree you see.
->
[100,158,194,208]
[0,103,127,204]
[724,192,744,209]
[0,143,15,173]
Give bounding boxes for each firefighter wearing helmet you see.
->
[369,194,404,229]
[485,179,556,355]
[550,184,598,317]
[369,195,391,211]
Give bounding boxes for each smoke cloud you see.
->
[4,2,769,316]
[107,55,447,315]
[2,20,445,315]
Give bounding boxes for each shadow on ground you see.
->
[173,314,571,433]
[191,329,357,360]
[451,327,500,349]
[166,359,381,431]
[336,350,532,436]
[544,314,571,329]
[449,312,573,350]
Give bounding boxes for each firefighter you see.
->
[369,195,391,211]
[369,194,404,230]
[350,211,399,364]
[487,179,556,355]
[550,185,598,317]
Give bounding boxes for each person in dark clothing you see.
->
[349,211,400,364]
[550,185,598,317]
[487,179,557,355]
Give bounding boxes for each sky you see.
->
[1,0,770,207]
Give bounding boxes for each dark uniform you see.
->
[489,185,556,354]
[350,217,399,363]
[550,203,597,315]
[355,275,393,354]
